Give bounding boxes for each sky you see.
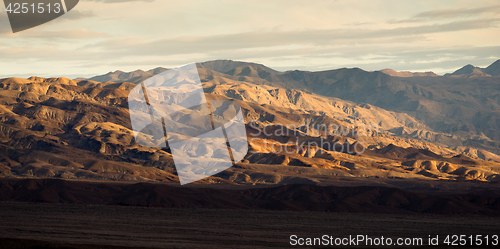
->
[0,0,499,78]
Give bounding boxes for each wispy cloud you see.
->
[60,10,96,20]
[6,28,108,39]
[87,0,154,3]
[87,18,500,57]
[392,5,500,23]
[415,5,500,19]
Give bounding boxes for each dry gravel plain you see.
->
[0,201,499,248]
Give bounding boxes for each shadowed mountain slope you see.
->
[485,59,500,76]
[445,59,500,77]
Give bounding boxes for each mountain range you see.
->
[89,59,500,153]
[1,60,500,188]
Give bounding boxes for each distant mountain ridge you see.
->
[198,59,280,74]
[86,59,500,84]
[87,67,168,84]
[379,69,438,77]
[86,60,278,84]
[445,59,500,77]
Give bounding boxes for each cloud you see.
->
[315,46,500,71]
[87,0,154,3]
[0,0,498,78]
[7,28,108,39]
[87,18,500,57]
[415,5,500,19]
[0,36,498,78]
[60,10,96,20]
[392,5,500,23]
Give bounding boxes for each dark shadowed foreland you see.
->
[1,178,500,214]
[0,179,500,248]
